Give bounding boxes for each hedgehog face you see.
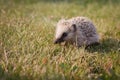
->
[54,20,76,44]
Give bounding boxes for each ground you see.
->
[0,0,120,80]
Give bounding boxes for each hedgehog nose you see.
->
[54,38,64,44]
[54,39,58,44]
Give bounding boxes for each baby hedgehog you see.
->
[54,17,99,47]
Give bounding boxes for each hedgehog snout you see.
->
[54,39,58,44]
[54,38,64,44]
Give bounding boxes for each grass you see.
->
[0,0,120,80]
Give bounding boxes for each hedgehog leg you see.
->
[76,37,86,48]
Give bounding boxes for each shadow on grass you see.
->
[86,38,120,53]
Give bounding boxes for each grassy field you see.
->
[0,0,120,80]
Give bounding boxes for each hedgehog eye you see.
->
[62,32,67,37]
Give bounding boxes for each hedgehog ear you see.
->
[72,24,77,32]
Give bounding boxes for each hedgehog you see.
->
[54,17,99,47]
